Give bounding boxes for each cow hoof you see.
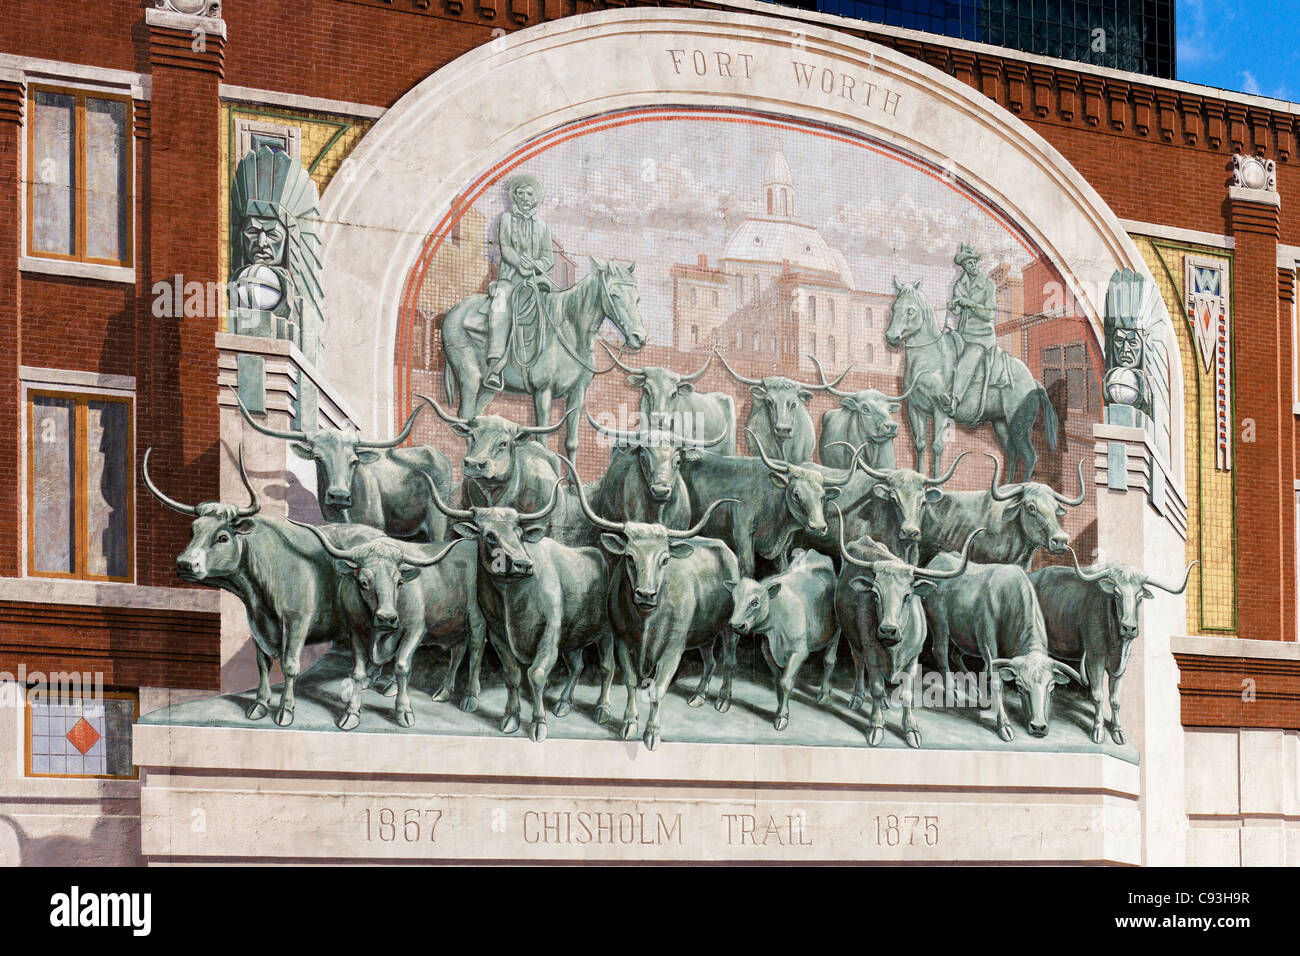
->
[1109,725,1126,746]
[816,690,832,705]
[594,705,612,725]
[773,715,789,732]
[397,708,415,728]
[643,728,660,751]
[620,720,637,740]
[1091,724,1105,745]
[867,726,884,747]
[687,693,706,707]
[431,686,453,703]
[553,699,571,718]
[905,730,921,749]
[997,724,1014,742]
[849,694,865,712]
[500,714,520,735]
[459,695,479,714]
[340,679,355,703]
[275,707,295,727]
[337,711,359,732]
[245,701,269,721]
[529,720,548,743]
[714,697,731,714]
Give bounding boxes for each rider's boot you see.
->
[484,301,509,390]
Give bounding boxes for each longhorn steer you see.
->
[680,430,856,576]
[812,355,916,470]
[716,349,849,463]
[292,521,487,730]
[919,454,1087,567]
[922,551,1082,740]
[567,462,740,750]
[234,389,453,542]
[427,478,615,742]
[587,411,728,529]
[144,447,381,726]
[834,515,980,748]
[1030,550,1196,745]
[599,342,738,454]
[848,450,969,565]
[727,549,840,731]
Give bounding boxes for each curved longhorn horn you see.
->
[809,354,852,399]
[416,393,470,430]
[518,405,581,436]
[289,518,360,563]
[1067,546,1110,583]
[678,350,714,383]
[234,445,261,517]
[517,477,564,524]
[1052,459,1088,507]
[924,450,971,487]
[834,504,878,569]
[913,528,984,580]
[597,339,643,377]
[400,538,462,568]
[713,348,763,387]
[828,440,888,481]
[357,403,424,449]
[584,409,646,447]
[746,428,789,474]
[1146,560,1199,595]
[667,498,739,539]
[799,356,852,392]
[141,448,199,516]
[557,455,623,532]
[985,453,1023,501]
[880,377,923,405]
[423,469,473,521]
[677,420,730,450]
[228,384,308,441]
[1052,660,1084,684]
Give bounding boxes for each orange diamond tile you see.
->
[66,717,100,756]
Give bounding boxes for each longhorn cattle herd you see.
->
[142,346,1194,752]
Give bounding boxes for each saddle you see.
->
[945,330,1013,422]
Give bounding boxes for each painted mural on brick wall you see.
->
[146,107,1191,758]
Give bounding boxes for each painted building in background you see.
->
[0,0,1295,866]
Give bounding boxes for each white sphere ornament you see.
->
[234,265,284,311]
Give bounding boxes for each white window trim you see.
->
[20,74,138,282]
[19,370,137,585]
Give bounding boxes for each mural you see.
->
[146,107,1185,759]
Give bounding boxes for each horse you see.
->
[884,278,1059,482]
[441,256,648,460]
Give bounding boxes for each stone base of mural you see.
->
[135,651,1142,863]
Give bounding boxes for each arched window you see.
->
[691,325,699,346]
[809,297,817,324]
[828,299,835,323]
[828,335,837,365]
[866,343,875,364]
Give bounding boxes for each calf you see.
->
[292,521,487,731]
[727,549,839,731]
[1031,549,1196,745]
[835,513,980,748]
[568,461,740,750]
[428,477,615,742]
[922,552,1082,740]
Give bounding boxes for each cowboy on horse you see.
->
[943,242,1008,418]
[485,173,556,390]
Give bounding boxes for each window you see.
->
[770,332,777,352]
[26,689,137,779]
[829,300,836,323]
[809,297,817,324]
[27,86,133,267]
[691,325,699,346]
[752,332,760,352]
[867,343,875,364]
[828,335,837,365]
[865,307,873,328]
[736,329,743,348]
[1041,342,1095,414]
[27,390,133,581]
[712,289,718,307]
[691,287,698,305]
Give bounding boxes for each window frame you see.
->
[25,83,134,269]
[25,386,135,583]
[24,689,140,781]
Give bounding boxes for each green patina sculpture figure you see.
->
[229,145,326,365]
[944,243,1004,415]
[485,174,556,391]
[1102,268,1172,464]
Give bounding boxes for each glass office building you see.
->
[772,0,1176,79]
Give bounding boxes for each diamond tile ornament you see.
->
[66,717,100,756]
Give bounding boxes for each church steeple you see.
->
[762,150,795,219]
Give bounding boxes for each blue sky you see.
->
[1179,0,1300,100]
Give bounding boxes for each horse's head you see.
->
[885,278,932,347]
[590,256,647,352]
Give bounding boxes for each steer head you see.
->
[811,355,915,444]
[233,386,422,511]
[846,446,969,564]
[987,453,1086,555]
[716,350,849,441]
[1066,548,1197,663]
[587,411,727,503]
[143,446,261,584]
[993,652,1083,738]
[565,454,735,612]
[420,394,575,486]
[427,472,561,578]
[837,509,982,681]
[599,342,712,430]
[291,520,455,663]
[749,429,852,536]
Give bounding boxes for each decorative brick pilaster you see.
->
[0,80,23,579]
